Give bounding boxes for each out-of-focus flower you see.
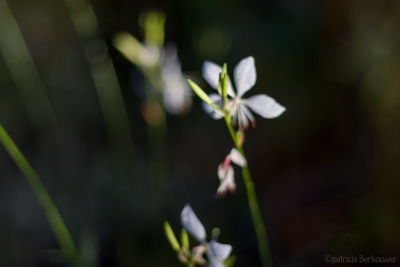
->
[113,27,191,115]
[113,32,161,69]
[202,56,286,129]
[181,204,232,267]
[161,44,192,114]
[217,148,247,197]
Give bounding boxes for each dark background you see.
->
[1,0,400,266]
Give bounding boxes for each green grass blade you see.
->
[0,124,81,267]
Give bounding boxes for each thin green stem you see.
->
[237,150,273,267]
[0,124,82,267]
[223,116,273,267]
[224,117,237,145]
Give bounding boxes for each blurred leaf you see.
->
[180,228,190,253]
[164,221,180,252]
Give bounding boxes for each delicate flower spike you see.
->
[181,204,206,243]
[207,241,232,267]
[201,56,286,130]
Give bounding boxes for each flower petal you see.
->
[163,86,190,114]
[234,56,256,97]
[229,148,247,167]
[207,253,225,267]
[209,241,232,260]
[207,241,232,267]
[181,204,206,242]
[202,94,224,119]
[202,61,235,97]
[217,165,236,196]
[161,49,191,114]
[244,94,286,119]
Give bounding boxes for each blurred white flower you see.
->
[161,44,192,114]
[217,148,247,197]
[202,56,286,129]
[113,32,191,115]
[181,204,232,267]
[181,204,207,243]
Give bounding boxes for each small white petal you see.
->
[181,204,206,242]
[229,148,247,167]
[202,61,235,97]
[234,56,257,97]
[207,254,225,267]
[244,94,286,119]
[209,241,232,260]
[217,164,227,182]
[217,165,235,195]
[202,94,224,119]
[207,241,232,267]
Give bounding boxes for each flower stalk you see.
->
[224,113,273,267]
[188,56,285,267]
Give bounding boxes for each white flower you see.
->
[180,204,232,267]
[217,148,247,197]
[202,56,286,129]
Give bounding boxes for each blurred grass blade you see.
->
[0,124,81,267]
[86,45,135,163]
[0,0,57,132]
[63,0,135,164]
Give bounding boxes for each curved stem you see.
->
[223,117,273,267]
[0,124,82,267]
